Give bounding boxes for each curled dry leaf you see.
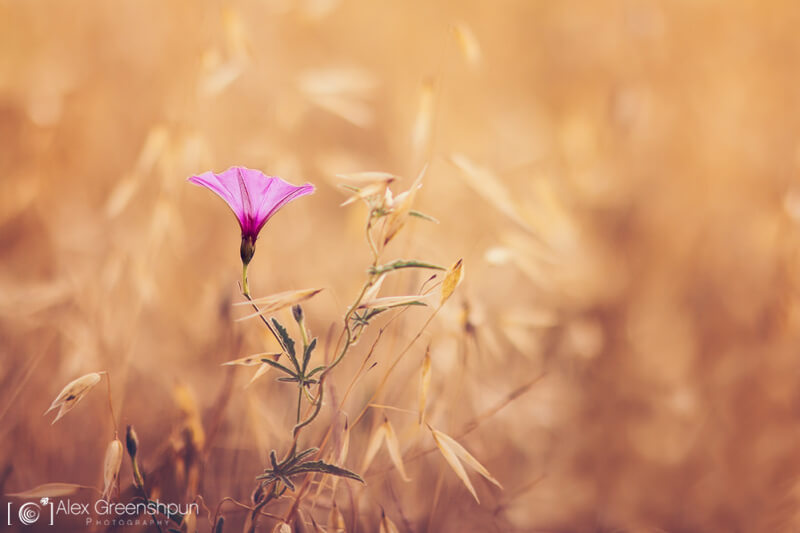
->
[418,350,432,426]
[430,426,502,503]
[45,372,102,424]
[441,259,465,304]
[102,439,123,500]
[8,483,83,498]
[233,288,324,321]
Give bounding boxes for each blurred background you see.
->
[3,0,800,531]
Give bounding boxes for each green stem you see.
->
[242,262,250,297]
[296,386,303,424]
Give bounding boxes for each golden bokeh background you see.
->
[3,1,800,531]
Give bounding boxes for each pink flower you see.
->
[188,166,315,266]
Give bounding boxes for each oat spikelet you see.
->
[450,153,529,229]
[309,516,328,532]
[412,78,435,160]
[272,522,292,533]
[453,22,482,66]
[102,439,123,500]
[379,509,400,533]
[8,483,82,498]
[441,258,464,305]
[182,508,197,533]
[339,180,394,207]
[233,288,324,321]
[430,426,502,503]
[418,350,432,426]
[335,171,398,184]
[44,372,102,424]
[361,418,410,481]
[328,502,346,533]
[382,165,426,246]
[361,422,386,474]
[246,362,273,387]
[382,417,411,481]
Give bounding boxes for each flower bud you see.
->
[240,235,256,265]
[292,304,304,324]
[125,424,139,459]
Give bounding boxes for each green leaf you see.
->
[278,475,296,491]
[369,259,447,275]
[271,318,297,368]
[270,450,279,469]
[302,337,317,373]
[285,447,319,468]
[306,366,325,378]
[260,358,298,378]
[291,460,365,483]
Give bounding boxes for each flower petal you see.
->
[188,166,315,239]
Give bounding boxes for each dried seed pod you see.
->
[101,439,123,500]
[44,372,102,424]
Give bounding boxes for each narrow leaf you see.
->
[369,259,446,275]
[409,210,439,223]
[292,461,364,483]
[359,294,430,310]
[260,357,298,378]
[222,352,281,367]
[271,318,297,364]
[302,337,317,373]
